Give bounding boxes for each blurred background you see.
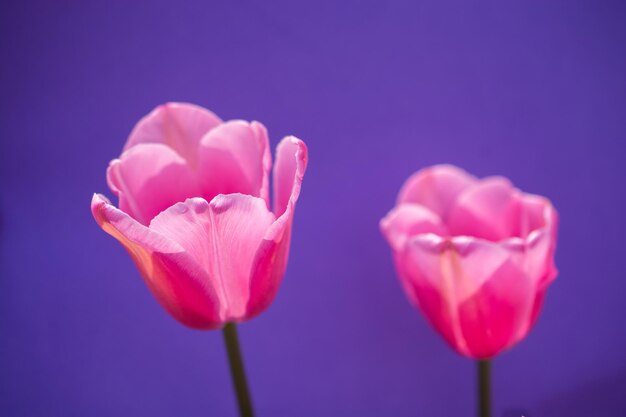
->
[1,1,625,416]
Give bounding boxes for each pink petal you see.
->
[401,236,533,358]
[400,235,470,356]
[91,194,222,329]
[502,230,557,292]
[198,121,272,206]
[380,203,448,252]
[124,102,222,166]
[397,165,477,222]
[107,143,201,225]
[150,195,275,321]
[453,238,532,358]
[502,201,559,343]
[524,287,548,337]
[448,177,520,241]
[272,136,308,217]
[511,194,548,238]
[245,136,308,318]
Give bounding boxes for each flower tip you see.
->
[91,193,110,206]
[289,136,308,160]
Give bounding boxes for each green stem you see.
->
[222,323,254,417]
[477,359,492,417]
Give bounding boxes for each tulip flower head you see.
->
[92,103,307,329]
[380,165,558,359]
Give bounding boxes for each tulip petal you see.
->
[124,102,222,166]
[91,194,222,329]
[397,165,477,222]
[198,121,272,206]
[400,235,470,356]
[448,177,520,241]
[453,240,532,358]
[502,199,558,343]
[107,143,201,225]
[246,136,308,318]
[512,193,550,238]
[150,195,275,321]
[380,203,448,252]
[272,136,308,217]
[402,236,532,358]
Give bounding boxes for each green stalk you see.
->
[222,323,254,417]
[477,359,492,417]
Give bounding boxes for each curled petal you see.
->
[397,164,476,222]
[246,136,308,318]
[272,136,308,217]
[91,194,222,329]
[124,102,222,166]
[448,177,520,241]
[107,143,201,225]
[198,121,272,206]
[380,204,448,252]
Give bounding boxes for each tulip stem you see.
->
[477,359,492,417]
[223,323,254,417]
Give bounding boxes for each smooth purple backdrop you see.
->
[1,1,625,416]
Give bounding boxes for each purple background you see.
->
[1,1,625,416]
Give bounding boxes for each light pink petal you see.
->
[448,177,520,241]
[91,194,222,329]
[124,102,222,166]
[272,136,308,216]
[511,194,547,238]
[107,143,201,225]
[380,203,448,252]
[453,239,533,359]
[522,194,559,247]
[198,121,272,206]
[503,200,559,343]
[400,235,470,356]
[150,195,275,321]
[245,136,308,318]
[397,165,477,222]
[502,231,557,292]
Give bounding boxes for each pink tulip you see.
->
[380,165,558,359]
[92,103,308,329]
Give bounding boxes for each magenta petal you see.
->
[107,143,201,225]
[453,239,532,359]
[245,136,308,318]
[448,177,520,241]
[380,203,448,252]
[150,195,275,321]
[124,102,222,166]
[91,194,222,329]
[198,121,272,206]
[244,211,293,319]
[397,165,477,222]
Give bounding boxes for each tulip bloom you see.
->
[92,103,308,330]
[380,165,558,359]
